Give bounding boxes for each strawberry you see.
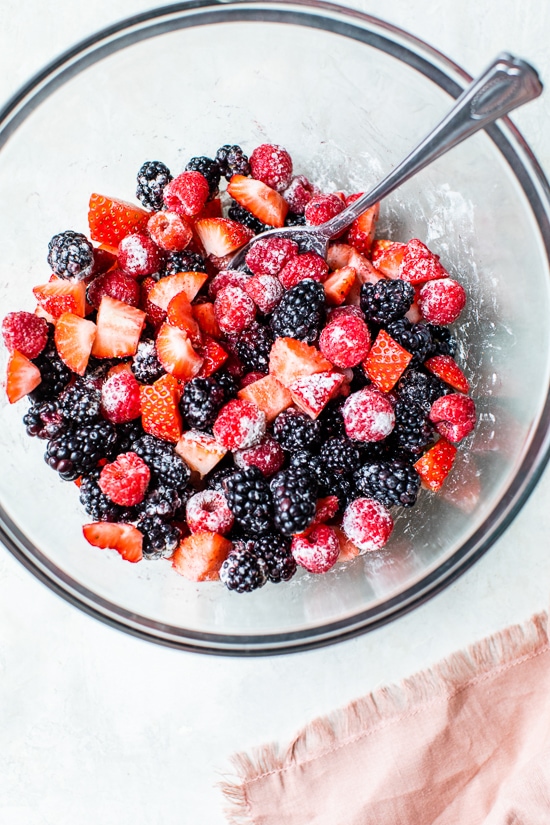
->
[197,335,228,377]
[289,371,345,419]
[363,329,412,393]
[370,240,406,278]
[140,373,183,443]
[323,266,357,306]
[54,312,97,375]
[195,197,223,220]
[175,430,227,476]
[414,439,457,491]
[155,322,204,381]
[194,217,253,257]
[92,296,146,359]
[33,279,87,319]
[141,276,166,329]
[2,311,49,359]
[227,174,288,228]
[424,355,469,393]
[237,374,292,423]
[172,531,232,581]
[268,337,332,388]
[88,193,150,247]
[345,197,379,255]
[82,522,143,563]
[399,238,448,283]
[334,525,360,562]
[429,393,476,442]
[147,271,208,310]
[191,302,221,338]
[5,350,42,403]
[166,292,202,345]
[327,243,355,270]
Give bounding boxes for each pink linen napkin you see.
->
[222,612,550,824]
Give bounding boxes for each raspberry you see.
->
[319,315,371,368]
[147,210,192,252]
[240,371,266,388]
[291,524,340,573]
[99,452,151,506]
[360,279,415,325]
[215,144,251,181]
[185,490,234,534]
[185,156,221,198]
[249,144,293,192]
[418,278,466,325]
[208,270,251,300]
[213,399,266,450]
[86,269,141,309]
[400,238,448,283]
[283,175,316,215]
[245,274,283,314]
[2,311,49,359]
[342,387,395,442]
[342,497,393,553]
[278,251,329,290]
[117,233,163,278]
[163,171,210,217]
[136,160,172,210]
[245,237,299,276]
[100,371,141,423]
[233,436,285,477]
[214,285,255,335]
[304,193,345,226]
[47,230,95,280]
[429,393,476,442]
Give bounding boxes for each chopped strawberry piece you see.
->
[147,210,193,251]
[345,197,379,255]
[249,143,293,192]
[414,439,457,491]
[342,387,395,442]
[304,193,345,226]
[155,323,203,381]
[86,269,141,309]
[334,525,361,562]
[91,246,118,277]
[233,436,285,477]
[33,279,87,319]
[348,249,385,287]
[323,266,357,306]
[269,337,332,387]
[88,193,150,247]
[278,251,329,289]
[175,430,226,477]
[371,240,406,278]
[2,311,49,359]
[245,273,284,314]
[425,355,469,393]
[83,522,143,563]
[5,350,42,403]
[172,531,232,581]
[208,269,251,300]
[342,497,393,553]
[197,335,228,377]
[245,236,298,276]
[192,303,221,338]
[319,314,371,368]
[327,243,354,270]
[429,393,476,442]
[141,276,167,329]
[213,399,266,450]
[100,370,141,423]
[291,525,340,573]
[194,217,253,257]
[140,373,183,443]
[418,277,467,324]
[238,374,292,423]
[363,329,412,392]
[92,296,146,359]
[227,174,288,228]
[117,233,163,278]
[166,292,202,345]
[148,271,208,310]
[163,171,210,218]
[314,495,340,524]
[185,490,234,535]
[214,285,255,335]
[99,452,151,506]
[54,312,97,375]
[195,197,223,220]
[289,371,345,419]
[399,238,448,283]
[282,175,316,214]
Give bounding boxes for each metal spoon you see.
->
[229,53,542,269]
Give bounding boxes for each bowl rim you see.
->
[2,0,550,655]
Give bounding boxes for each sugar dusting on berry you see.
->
[342,497,393,553]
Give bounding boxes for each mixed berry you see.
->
[1,142,476,593]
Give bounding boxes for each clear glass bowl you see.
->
[1,1,550,655]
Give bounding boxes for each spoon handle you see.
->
[321,53,543,238]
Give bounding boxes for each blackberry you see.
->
[205,464,237,493]
[180,377,225,430]
[136,160,172,210]
[131,435,190,490]
[272,408,322,452]
[318,398,346,440]
[213,370,239,401]
[30,332,71,401]
[215,144,251,181]
[23,399,65,440]
[47,230,94,281]
[254,533,296,583]
[385,319,433,367]
[83,358,115,388]
[271,466,318,536]
[45,420,116,481]
[354,459,421,508]
[185,156,221,198]
[314,467,356,512]
[220,547,268,593]
[131,339,165,384]
[79,471,133,522]
[360,279,415,325]
[285,212,306,226]
[427,324,458,357]
[225,466,273,535]
[111,419,145,456]
[391,400,435,455]
[319,437,361,476]
[137,485,183,519]
[58,381,101,424]
[227,202,269,235]
[236,323,273,373]
[163,250,207,277]
[270,279,325,343]
[138,515,181,560]
[349,366,371,393]
[397,369,448,414]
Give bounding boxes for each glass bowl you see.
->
[1,1,550,655]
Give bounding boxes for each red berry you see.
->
[86,269,141,309]
[342,498,393,553]
[98,452,151,506]
[2,311,49,359]
[429,393,476,442]
[363,329,412,393]
[399,238,448,283]
[100,370,141,423]
[342,387,395,442]
[117,233,163,278]
[414,439,457,491]
[245,274,283,314]
[424,355,469,394]
[185,490,234,535]
[5,350,42,403]
[249,143,293,192]
[212,399,266,450]
[319,314,371,368]
[214,285,256,335]
[304,193,345,226]
[328,305,364,322]
[88,194,150,248]
[418,278,467,324]
[245,237,299,276]
[162,171,209,218]
[147,210,192,252]
[208,269,251,300]
[291,525,340,573]
[233,436,285,476]
[278,251,329,289]
[283,175,316,214]
[83,522,143,563]
[240,371,266,388]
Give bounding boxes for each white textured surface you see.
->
[2,2,550,823]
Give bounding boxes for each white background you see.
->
[2,1,550,823]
